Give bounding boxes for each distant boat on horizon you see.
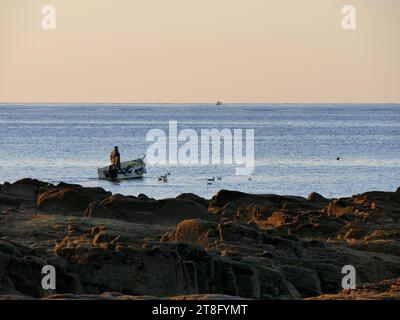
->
[216,101,223,105]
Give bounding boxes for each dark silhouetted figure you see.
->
[110,146,121,169]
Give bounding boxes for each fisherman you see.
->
[110,146,121,169]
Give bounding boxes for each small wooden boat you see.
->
[97,158,146,180]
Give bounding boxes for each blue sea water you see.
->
[0,104,399,199]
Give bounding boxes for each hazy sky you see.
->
[0,0,399,103]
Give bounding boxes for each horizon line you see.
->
[1,102,400,105]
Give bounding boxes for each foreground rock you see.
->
[1,179,400,300]
[308,277,400,300]
[19,180,214,226]
[85,194,213,226]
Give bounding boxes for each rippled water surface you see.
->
[0,104,399,199]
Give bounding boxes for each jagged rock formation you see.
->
[1,179,400,300]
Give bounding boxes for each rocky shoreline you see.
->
[1,179,400,300]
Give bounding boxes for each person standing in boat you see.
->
[110,146,121,169]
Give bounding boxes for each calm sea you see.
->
[0,104,399,199]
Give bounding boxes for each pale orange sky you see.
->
[0,0,399,103]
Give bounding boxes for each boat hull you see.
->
[97,159,146,180]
